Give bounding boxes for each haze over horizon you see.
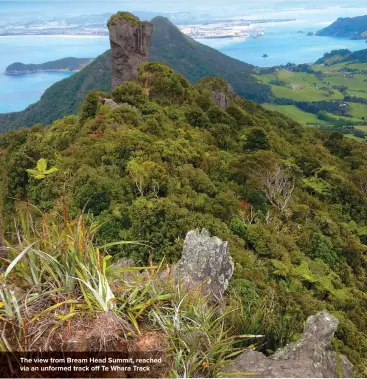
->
[1,0,367,18]
[1,0,367,113]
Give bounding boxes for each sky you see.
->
[0,0,366,26]
[1,0,366,14]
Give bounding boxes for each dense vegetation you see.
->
[0,203,246,377]
[0,17,270,132]
[107,11,143,27]
[1,62,367,375]
[316,15,367,39]
[149,17,270,103]
[317,48,367,65]
[5,57,92,74]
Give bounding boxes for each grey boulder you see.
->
[225,310,354,378]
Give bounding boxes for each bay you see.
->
[0,36,110,113]
[200,28,367,68]
[1,2,367,113]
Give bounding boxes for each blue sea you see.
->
[1,1,367,113]
[0,36,110,113]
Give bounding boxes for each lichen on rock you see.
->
[173,228,234,300]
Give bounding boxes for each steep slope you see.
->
[1,63,367,375]
[0,17,271,132]
[316,15,367,39]
[316,48,367,65]
[149,17,269,102]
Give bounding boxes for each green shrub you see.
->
[243,127,270,151]
[309,232,339,267]
[112,81,147,107]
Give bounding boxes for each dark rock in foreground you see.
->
[108,12,153,90]
[225,310,354,378]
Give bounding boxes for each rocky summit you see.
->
[108,12,153,90]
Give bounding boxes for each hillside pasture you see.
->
[271,85,343,101]
[262,104,319,125]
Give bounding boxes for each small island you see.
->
[262,54,268,58]
[5,57,93,75]
[307,32,315,36]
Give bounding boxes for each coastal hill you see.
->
[0,16,270,132]
[5,57,93,74]
[1,53,367,379]
[316,15,367,39]
[1,11,367,376]
[316,48,367,65]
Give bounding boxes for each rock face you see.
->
[225,311,354,378]
[100,97,119,108]
[108,12,153,90]
[173,229,234,300]
[210,87,232,110]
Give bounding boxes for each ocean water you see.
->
[1,2,367,113]
[0,36,110,113]
[198,4,367,67]
[201,29,367,68]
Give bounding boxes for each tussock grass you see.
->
[0,202,258,377]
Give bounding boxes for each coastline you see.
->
[5,69,81,75]
[0,35,109,38]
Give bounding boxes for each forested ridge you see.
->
[1,62,367,375]
[316,15,367,39]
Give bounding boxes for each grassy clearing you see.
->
[347,103,367,119]
[256,71,324,88]
[253,73,277,84]
[262,104,319,125]
[323,74,367,90]
[325,112,363,123]
[355,125,367,132]
[344,134,365,142]
[347,63,367,70]
[271,85,343,101]
[347,89,367,99]
[278,71,324,87]
[311,63,348,72]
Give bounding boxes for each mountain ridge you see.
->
[1,60,367,375]
[0,16,271,132]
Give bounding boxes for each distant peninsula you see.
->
[5,57,93,74]
[316,15,367,39]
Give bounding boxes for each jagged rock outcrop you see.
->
[211,90,231,110]
[225,311,354,378]
[210,85,233,109]
[173,228,234,300]
[100,97,119,108]
[108,12,153,90]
